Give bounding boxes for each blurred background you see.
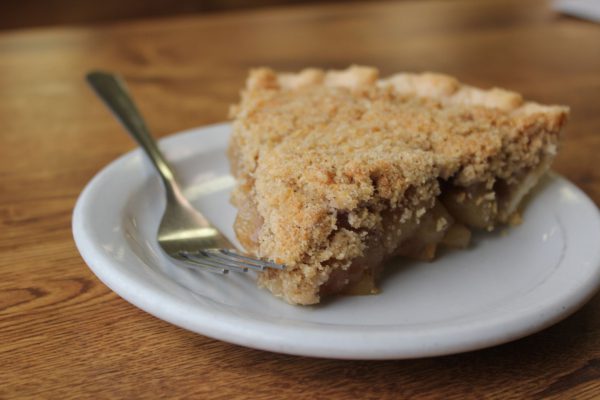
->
[2,0,597,31]
[0,0,360,30]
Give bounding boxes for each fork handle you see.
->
[86,71,180,195]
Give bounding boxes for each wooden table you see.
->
[2,0,600,398]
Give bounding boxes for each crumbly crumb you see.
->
[508,212,523,226]
[436,217,449,232]
[228,66,569,305]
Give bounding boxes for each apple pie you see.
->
[228,66,568,305]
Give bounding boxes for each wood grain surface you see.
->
[2,0,600,398]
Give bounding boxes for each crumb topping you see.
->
[228,66,569,304]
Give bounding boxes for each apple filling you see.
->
[442,158,551,230]
[232,162,546,299]
[233,189,473,298]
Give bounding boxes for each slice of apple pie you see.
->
[228,66,568,305]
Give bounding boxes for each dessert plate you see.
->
[73,123,600,359]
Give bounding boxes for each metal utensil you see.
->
[86,71,284,273]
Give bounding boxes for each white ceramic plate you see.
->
[73,123,600,360]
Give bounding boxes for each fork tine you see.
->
[181,258,229,274]
[201,251,266,271]
[179,252,237,273]
[180,251,250,273]
[216,249,286,270]
[201,249,281,271]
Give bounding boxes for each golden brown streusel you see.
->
[228,66,568,305]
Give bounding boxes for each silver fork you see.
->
[86,71,284,274]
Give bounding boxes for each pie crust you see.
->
[228,66,569,305]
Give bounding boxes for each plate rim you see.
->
[72,122,600,359]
